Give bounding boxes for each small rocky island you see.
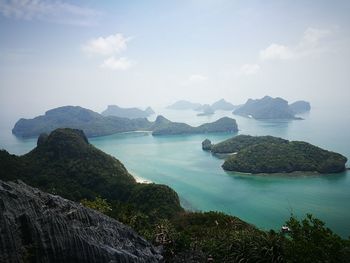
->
[12,106,238,138]
[203,135,347,174]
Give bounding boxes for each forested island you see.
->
[203,135,347,174]
[167,98,236,113]
[101,105,155,119]
[1,128,349,262]
[12,106,238,138]
[233,96,310,119]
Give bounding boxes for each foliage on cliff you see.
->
[0,128,182,219]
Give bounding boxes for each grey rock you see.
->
[0,179,162,263]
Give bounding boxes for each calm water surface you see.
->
[1,107,350,237]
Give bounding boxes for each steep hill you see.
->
[0,128,182,218]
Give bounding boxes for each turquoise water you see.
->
[1,107,350,237]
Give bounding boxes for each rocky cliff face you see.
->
[0,179,162,263]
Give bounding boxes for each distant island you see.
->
[101,105,155,119]
[289,100,311,114]
[167,98,236,112]
[211,99,236,111]
[196,104,215,116]
[12,106,238,138]
[203,135,347,174]
[12,106,152,138]
[166,100,202,110]
[233,96,311,120]
[152,115,238,135]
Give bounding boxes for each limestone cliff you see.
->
[0,179,162,263]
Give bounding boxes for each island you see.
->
[12,106,238,138]
[12,106,152,138]
[289,100,311,114]
[101,104,155,119]
[196,104,215,116]
[152,116,238,135]
[166,100,202,110]
[233,96,300,119]
[211,98,236,111]
[203,135,347,174]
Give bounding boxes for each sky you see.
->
[0,0,350,121]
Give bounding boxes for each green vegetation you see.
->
[1,128,349,262]
[12,106,238,138]
[0,128,182,219]
[234,96,298,119]
[203,135,347,174]
[12,106,153,138]
[101,105,155,119]
[222,140,347,173]
[81,196,112,214]
[284,214,350,263]
[152,116,238,135]
[210,134,287,154]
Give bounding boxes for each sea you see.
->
[1,106,349,237]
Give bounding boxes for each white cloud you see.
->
[82,34,131,56]
[0,0,99,26]
[82,33,134,71]
[100,57,133,71]
[301,28,331,47]
[188,74,208,82]
[181,74,208,86]
[260,27,331,60]
[260,44,293,60]
[237,63,261,76]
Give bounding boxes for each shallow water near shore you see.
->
[1,106,350,237]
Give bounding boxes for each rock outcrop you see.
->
[0,179,162,263]
[202,139,212,151]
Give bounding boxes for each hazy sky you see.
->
[1,0,350,121]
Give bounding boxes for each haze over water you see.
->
[1,105,350,237]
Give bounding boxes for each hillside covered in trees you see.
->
[1,129,349,262]
[203,135,347,174]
